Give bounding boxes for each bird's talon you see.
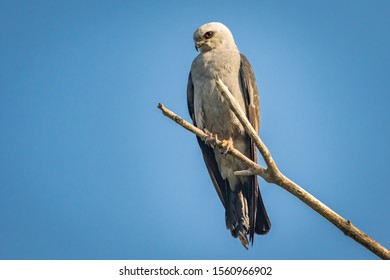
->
[202,129,216,148]
[220,138,233,154]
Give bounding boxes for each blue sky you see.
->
[0,0,389,260]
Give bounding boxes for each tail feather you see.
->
[239,235,249,250]
[225,188,249,241]
[225,180,270,249]
[255,190,271,235]
[225,176,271,249]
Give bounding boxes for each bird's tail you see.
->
[225,187,251,249]
[225,182,271,249]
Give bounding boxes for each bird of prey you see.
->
[187,22,271,248]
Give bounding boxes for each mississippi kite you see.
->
[187,22,271,248]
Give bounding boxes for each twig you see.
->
[157,85,390,259]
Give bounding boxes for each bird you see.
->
[187,22,271,249]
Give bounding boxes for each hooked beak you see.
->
[195,40,205,52]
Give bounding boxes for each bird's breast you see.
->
[191,50,246,139]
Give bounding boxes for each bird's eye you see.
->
[204,31,213,39]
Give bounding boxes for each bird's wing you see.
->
[239,54,260,133]
[187,71,228,207]
[239,54,263,243]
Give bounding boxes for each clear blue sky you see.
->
[0,0,389,260]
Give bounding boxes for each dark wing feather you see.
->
[239,54,271,243]
[187,72,228,207]
[239,54,260,132]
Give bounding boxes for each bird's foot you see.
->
[220,137,233,155]
[201,128,217,148]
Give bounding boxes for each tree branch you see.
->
[157,83,390,259]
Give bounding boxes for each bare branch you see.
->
[157,95,390,259]
[234,169,258,176]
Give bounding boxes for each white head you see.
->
[193,22,237,53]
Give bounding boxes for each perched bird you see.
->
[187,22,271,248]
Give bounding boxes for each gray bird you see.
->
[187,22,271,248]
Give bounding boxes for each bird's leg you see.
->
[201,128,217,148]
[220,137,233,155]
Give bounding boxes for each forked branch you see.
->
[157,79,390,259]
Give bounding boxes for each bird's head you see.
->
[193,22,237,53]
